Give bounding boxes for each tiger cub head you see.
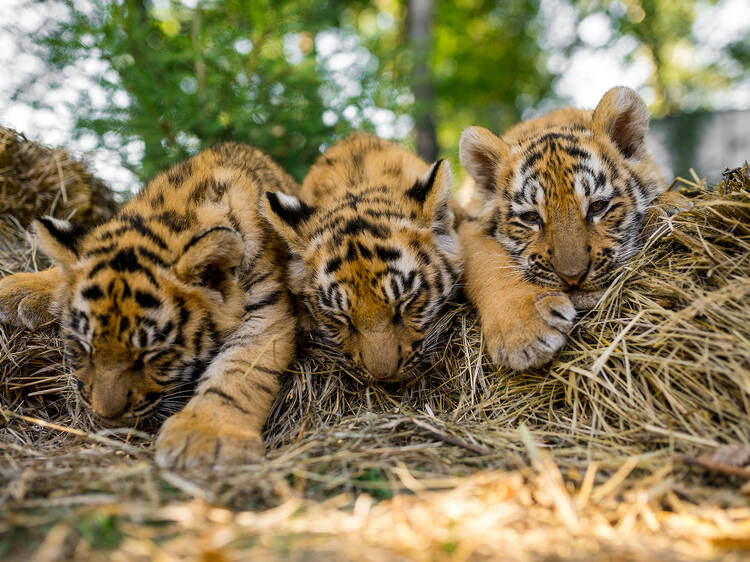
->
[460,86,666,293]
[263,161,462,383]
[34,216,246,426]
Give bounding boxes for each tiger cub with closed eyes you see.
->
[458,87,681,370]
[263,133,463,382]
[0,144,297,468]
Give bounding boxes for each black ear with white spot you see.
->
[459,126,510,200]
[592,86,650,159]
[263,191,317,252]
[175,226,244,295]
[33,216,88,269]
[406,159,454,229]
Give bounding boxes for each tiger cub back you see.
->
[263,133,462,382]
[0,143,299,468]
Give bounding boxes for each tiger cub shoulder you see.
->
[263,133,463,382]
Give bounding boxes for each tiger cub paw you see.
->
[155,408,265,470]
[0,272,57,329]
[486,291,576,371]
[568,289,605,311]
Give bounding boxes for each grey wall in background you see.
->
[647,109,749,184]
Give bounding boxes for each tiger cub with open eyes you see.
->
[458,86,682,370]
[0,144,297,468]
[263,133,463,382]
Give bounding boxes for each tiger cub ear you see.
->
[406,159,453,225]
[263,191,317,253]
[33,217,88,270]
[175,227,244,294]
[459,126,510,200]
[592,86,650,159]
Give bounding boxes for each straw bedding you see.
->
[1,133,749,560]
[0,126,117,228]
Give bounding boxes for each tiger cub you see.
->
[0,144,297,468]
[458,86,680,370]
[263,133,462,382]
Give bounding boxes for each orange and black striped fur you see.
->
[0,144,298,468]
[263,134,463,382]
[458,87,681,370]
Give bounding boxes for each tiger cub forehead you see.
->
[301,133,432,206]
[506,125,623,211]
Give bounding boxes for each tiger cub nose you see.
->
[556,268,587,287]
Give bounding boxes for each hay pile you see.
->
[1,160,750,561]
[0,126,117,228]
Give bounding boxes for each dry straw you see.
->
[1,136,749,559]
[0,126,117,228]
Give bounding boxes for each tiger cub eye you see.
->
[520,211,542,224]
[588,200,609,215]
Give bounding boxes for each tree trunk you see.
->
[408,0,439,162]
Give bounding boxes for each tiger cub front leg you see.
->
[0,267,62,329]
[459,220,576,370]
[155,291,295,469]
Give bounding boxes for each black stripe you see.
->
[81,285,104,301]
[110,248,141,272]
[357,242,372,259]
[265,192,316,228]
[182,226,235,254]
[122,214,168,250]
[203,388,250,415]
[107,249,157,286]
[406,159,443,203]
[243,270,273,291]
[155,210,190,233]
[338,218,389,239]
[84,243,116,257]
[345,240,358,261]
[375,245,401,262]
[244,290,283,314]
[87,261,108,279]
[325,257,343,274]
[135,290,161,308]
[137,246,169,268]
[37,217,87,255]
[562,146,590,160]
[520,151,542,175]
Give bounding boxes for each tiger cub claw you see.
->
[0,272,57,329]
[155,408,265,470]
[486,291,576,371]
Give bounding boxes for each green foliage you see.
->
[22,0,382,182]
[352,467,394,500]
[11,0,748,187]
[74,512,124,550]
[431,0,553,150]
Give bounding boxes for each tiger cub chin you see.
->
[458,86,682,371]
[0,144,298,468]
[263,133,463,382]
